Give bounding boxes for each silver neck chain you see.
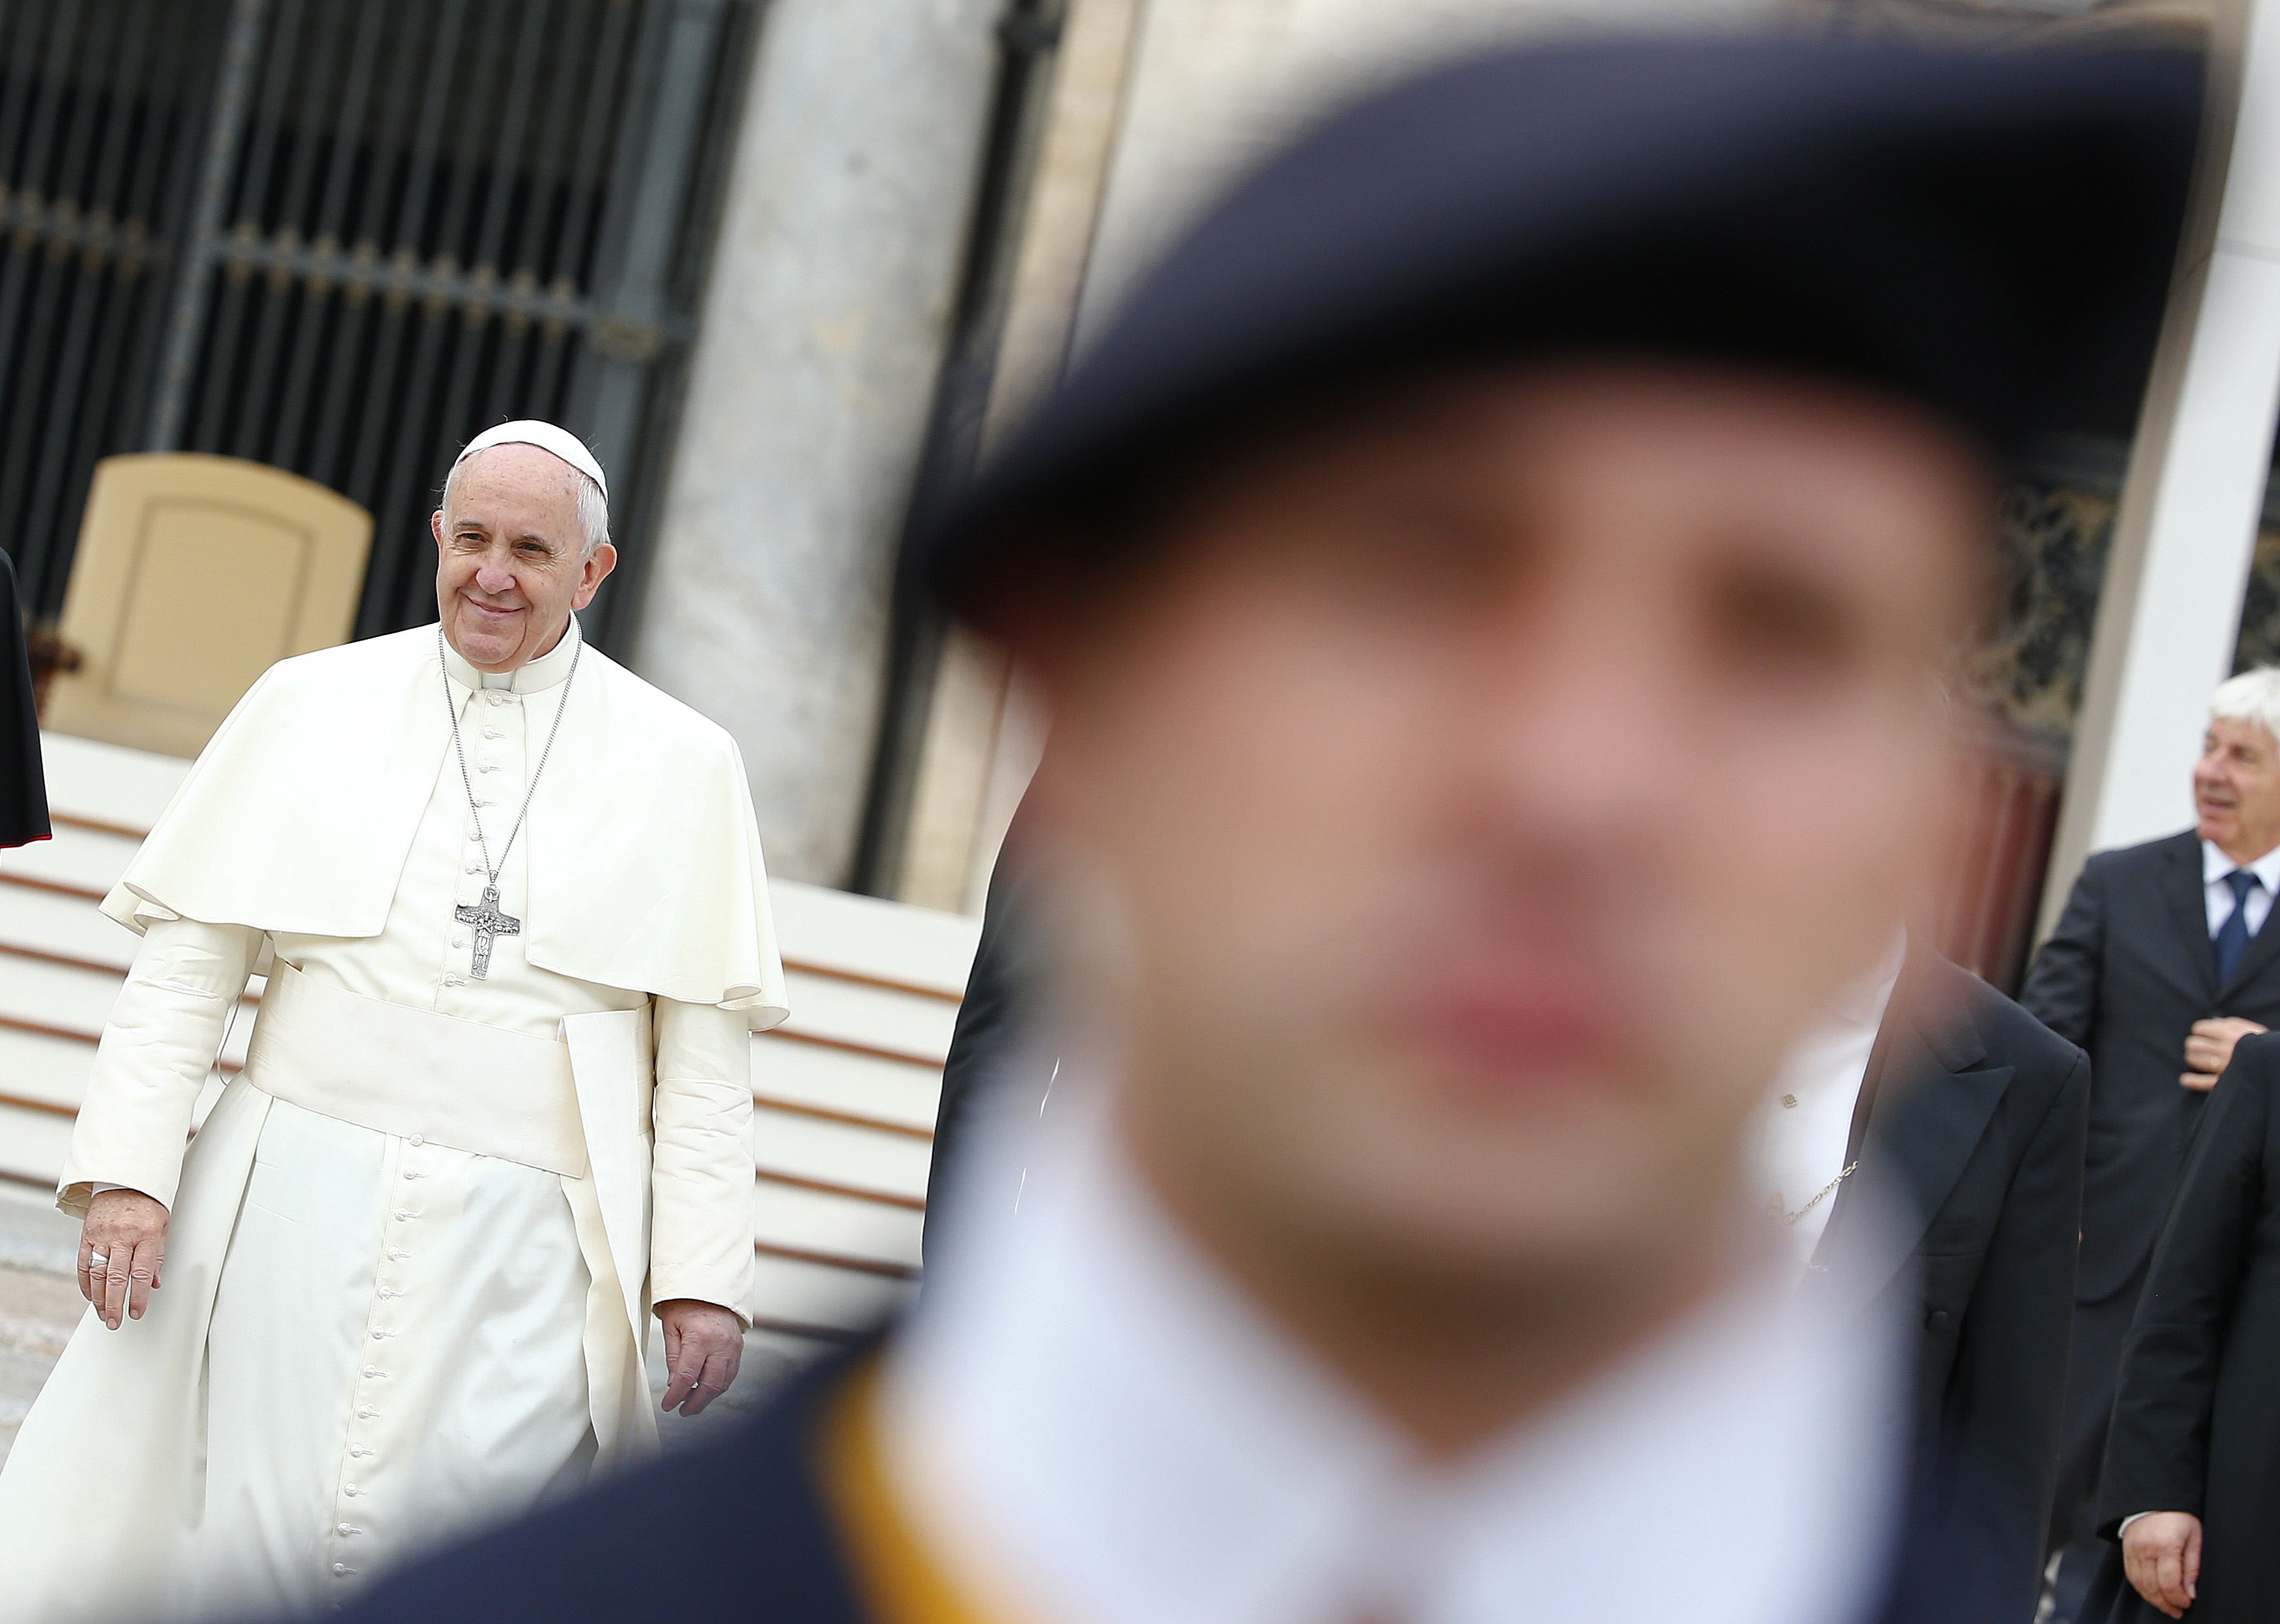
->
[439,623,581,887]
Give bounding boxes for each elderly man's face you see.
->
[1019,363,1985,1309]
[433,444,616,670]
[2195,716,2280,864]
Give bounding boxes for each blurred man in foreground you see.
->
[2023,668,2280,1616]
[335,37,2194,1624]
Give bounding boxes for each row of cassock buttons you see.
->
[327,1139,426,1603]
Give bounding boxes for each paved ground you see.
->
[0,1192,85,1470]
[0,1264,79,1469]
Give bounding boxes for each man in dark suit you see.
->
[1809,946,2088,1620]
[2083,1029,2280,1623]
[3,549,50,850]
[325,36,2194,1624]
[2022,666,2280,1616]
[922,797,1046,1269]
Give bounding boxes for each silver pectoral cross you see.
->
[453,885,521,980]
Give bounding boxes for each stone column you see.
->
[2041,0,2280,933]
[629,0,1004,887]
[892,0,1148,913]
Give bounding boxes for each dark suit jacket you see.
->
[922,801,1050,1270]
[2022,831,2280,1307]
[2020,829,2280,1554]
[924,828,1031,1266]
[2,550,48,850]
[328,1333,2027,1624]
[1811,948,2088,1621]
[2085,1034,2280,1624]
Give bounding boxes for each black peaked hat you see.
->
[915,34,2202,621]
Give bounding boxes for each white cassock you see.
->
[0,616,787,1622]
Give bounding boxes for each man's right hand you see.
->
[79,1188,168,1330]
[2122,1511,2203,1619]
[2182,1016,2268,1092]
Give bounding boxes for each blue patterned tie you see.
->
[2216,868,2262,983]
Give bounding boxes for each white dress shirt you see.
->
[883,1092,1909,1624]
[1754,932,1907,1267]
[2202,838,2280,938]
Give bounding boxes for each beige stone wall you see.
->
[1081,0,1786,324]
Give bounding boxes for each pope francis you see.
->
[0,421,786,1621]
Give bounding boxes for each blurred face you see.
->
[1017,363,1986,1310]
[2194,716,2280,862]
[433,444,616,670]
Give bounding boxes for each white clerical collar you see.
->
[2203,836,2280,896]
[885,1087,1908,1624]
[438,614,582,694]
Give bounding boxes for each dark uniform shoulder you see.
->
[1969,973,2085,1067]
[1941,956,2086,1083]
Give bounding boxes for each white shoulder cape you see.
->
[102,625,789,1029]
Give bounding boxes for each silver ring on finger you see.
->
[87,1251,108,1267]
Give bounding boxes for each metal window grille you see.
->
[0,0,757,649]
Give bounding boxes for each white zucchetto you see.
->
[453,420,608,501]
